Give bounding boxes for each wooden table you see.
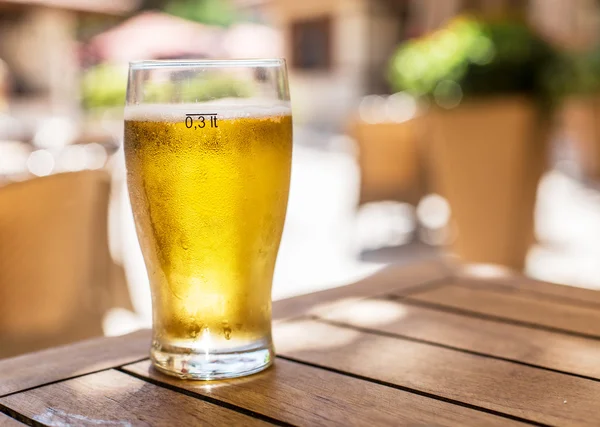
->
[2,260,600,426]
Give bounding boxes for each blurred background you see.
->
[2,0,600,358]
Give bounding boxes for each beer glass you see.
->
[124,59,292,380]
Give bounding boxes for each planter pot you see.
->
[351,118,424,206]
[426,97,550,270]
[561,96,600,180]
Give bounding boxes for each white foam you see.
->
[125,99,291,122]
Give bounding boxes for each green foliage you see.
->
[81,63,253,110]
[165,0,237,27]
[388,16,560,108]
[143,74,254,103]
[81,63,128,110]
[550,47,600,97]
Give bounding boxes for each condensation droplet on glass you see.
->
[180,237,189,250]
[223,325,232,340]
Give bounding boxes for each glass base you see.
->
[150,339,274,380]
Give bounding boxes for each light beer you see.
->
[124,106,292,359]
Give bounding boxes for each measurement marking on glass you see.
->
[185,113,219,129]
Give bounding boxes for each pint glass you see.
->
[124,60,292,380]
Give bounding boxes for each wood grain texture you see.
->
[456,267,600,306]
[123,359,523,427]
[0,413,23,426]
[315,297,600,380]
[0,370,268,427]
[0,329,149,397]
[273,259,452,320]
[409,284,600,337]
[275,319,600,426]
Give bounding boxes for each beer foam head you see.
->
[125,99,292,122]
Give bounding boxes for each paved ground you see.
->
[528,169,600,288]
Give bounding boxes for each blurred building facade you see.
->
[264,0,600,130]
[0,0,137,116]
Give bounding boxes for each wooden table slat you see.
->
[0,370,269,427]
[314,296,600,380]
[275,318,600,426]
[273,259,452,319]
[456,268,600,305]
[408,284,600,338]
[0,330,149,397]
[4,259,600,427]
[0,413,24,426]
[123,359,524,427]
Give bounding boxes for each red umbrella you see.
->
[88,11,226,62]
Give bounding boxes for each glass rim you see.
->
[129,58,286,70]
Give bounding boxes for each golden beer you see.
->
[124,107,292,372]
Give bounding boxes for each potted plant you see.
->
[388,16,560,270]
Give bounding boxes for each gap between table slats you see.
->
[404,282,600,339]
[0,370,280,427]
[120,358,529,427]
[454,268,600,306]
[455,278,600,310]
[0,412,25,427]
[1,356,528,427]
[273,318,600,426]
[0,330,150,397]
[309,295,600,382]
